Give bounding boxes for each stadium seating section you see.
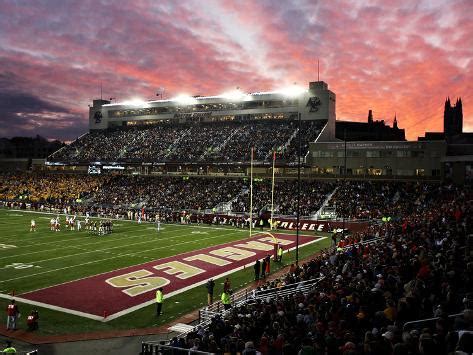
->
[1,173,472,354]
[49,119,326,163]
[170,184,473,355]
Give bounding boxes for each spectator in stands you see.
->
[178,183,472,355]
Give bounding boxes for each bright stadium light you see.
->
[219,89,248,101]
[172,94,198,105]
[120,98,148,107]
[277,84,306,98]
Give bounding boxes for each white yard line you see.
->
[12,228,245,265]
[0,215,228,254]
[0,229,248,283]
[0,225,189,260]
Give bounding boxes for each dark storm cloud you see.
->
[0,73,87,140]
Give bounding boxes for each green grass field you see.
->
[0,208,331,336]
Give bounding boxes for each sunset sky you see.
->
[0,0,471,141]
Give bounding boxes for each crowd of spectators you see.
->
[50,123,181,162]
[174,183,472,354]
[0,173,338,217]
[49,119,325,163]
[232,179,335,216]
[2,174,463,223]
[328,181,442,220]
[0,172,102,205]
[88,175,245,213]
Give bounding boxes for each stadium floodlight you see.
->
[120,98,148,107]
[171,94,198,105]
[277,85,307,98]
[219,89,248,102]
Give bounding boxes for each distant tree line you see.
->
[0,135,64,159]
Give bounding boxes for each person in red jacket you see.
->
[27,310,39,331]
[6,299,19,330]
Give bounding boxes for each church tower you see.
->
[444,97,463,137]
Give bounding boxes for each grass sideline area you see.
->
[0,208,331,336]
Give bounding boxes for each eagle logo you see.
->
[306,96,321,112]
[94,111,103,124]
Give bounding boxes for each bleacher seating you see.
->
[49,119,326,163]
[157,183,472,355]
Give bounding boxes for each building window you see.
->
[396,151,411,157]
[366,151,380,158]
[411,151,424,158]
[348,151,361,157]
[396,169,414,176]
[312,151,335,158]
[416,169,425,176]
[353,168,365,175]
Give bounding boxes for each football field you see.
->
[0,208,330,335]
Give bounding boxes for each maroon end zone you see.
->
[20,233,322,320]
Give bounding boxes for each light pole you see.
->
[296,112,301,265]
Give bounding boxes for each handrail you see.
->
[198,277,326,329]
[403,311,465,331]
[253,277,325,300]
[340,236,384,250]
[141,342,214,355]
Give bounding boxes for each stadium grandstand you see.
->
[48,81,335,165]
[1,80,472,355]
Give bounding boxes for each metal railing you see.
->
[253,277,325,301]
[340,236,384,250]
[197,277,325,329]
[403,311,465,331]
[141,343,214,355]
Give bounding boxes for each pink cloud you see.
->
[0,0,471,140]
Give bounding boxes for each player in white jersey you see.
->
[77,219,82,231]
[30,219,36,232]
[156,214,161,233]
[55,216,61,232]
[69,215,75,231]
[50,218,56,231]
